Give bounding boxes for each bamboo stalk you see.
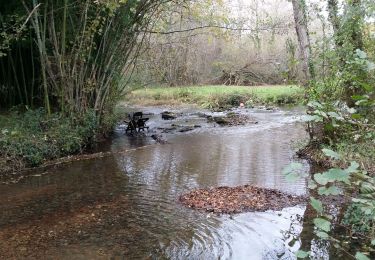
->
[25,0,51,114]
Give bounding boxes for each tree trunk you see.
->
[30,0,51,115]
[291,0,315,85]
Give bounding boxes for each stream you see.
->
[0,106,324,259]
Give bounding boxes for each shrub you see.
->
[176,88,192,99]
[152,92,161,100]
[0,108,116,173]
[342,203,374,234]
[226,92,247,106]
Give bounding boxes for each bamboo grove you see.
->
[0,0,182,118]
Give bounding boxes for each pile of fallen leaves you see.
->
[179,185,306,214]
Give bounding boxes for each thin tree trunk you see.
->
[291,0,315,85]
[28,0,51,114]
[345,0,364,106]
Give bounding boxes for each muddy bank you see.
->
[179,185,306,214]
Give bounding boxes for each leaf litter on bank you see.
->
[179,185,306,214]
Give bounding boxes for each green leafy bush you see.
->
[284,148,375,259]
[0,108,115,172]
[343,203,374,234]
[225,92,246,106]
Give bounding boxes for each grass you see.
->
[125,85,304,109]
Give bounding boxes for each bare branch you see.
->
[139,24,291,35]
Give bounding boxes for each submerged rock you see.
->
[161,111,177,120]
[212,116,229,125]
[194,112,211,118]
[178,126,195,132]
[208,113,257,126]
[151,134,167,144]
[159,124,200,134]
[157,127,177,133]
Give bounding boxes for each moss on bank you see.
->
[0,109,118,174]
[125,85,304,109]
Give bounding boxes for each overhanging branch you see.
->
[139,24,291,35]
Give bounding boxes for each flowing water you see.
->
[0,106,318,259]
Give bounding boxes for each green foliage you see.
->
[284,146,375,258]
[304,90,374,143]
[343,203,374,234]
[355,252,371,260]
[126,85,304,109]
[310,197,323,214]
[176,88,193,99]
[317,186,341,196]
[322,148,341,160]
[288,0,375,257]
[0,108,114,172]
[0,0,171,115]
[295,250,309,258]
[316,231,329,239]
[225,92,245,106]
[313,218,331,232]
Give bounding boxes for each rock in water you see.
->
[151,134,167,144]
[161,111,177,120]
[178,126,195,132]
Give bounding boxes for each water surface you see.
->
[0,107,311,259]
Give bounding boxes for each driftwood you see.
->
[214,63,282,86]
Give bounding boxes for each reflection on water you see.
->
[0,107,312,259]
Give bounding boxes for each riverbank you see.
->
[0,85,302,176]
[125,85,304,110]
[298,140,375,176]
[0,109,118,176]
